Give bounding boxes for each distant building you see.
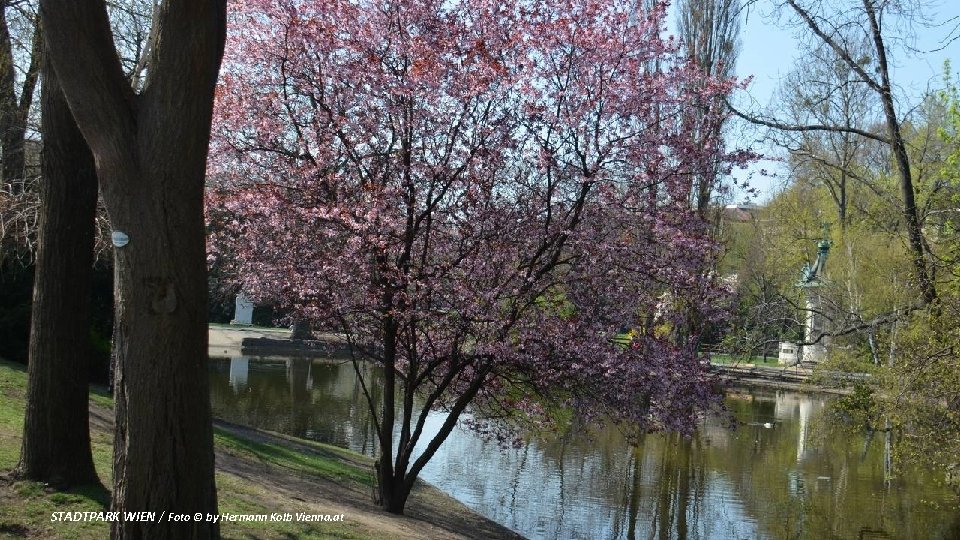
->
[721,203,760,222]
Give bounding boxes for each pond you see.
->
[209,356,960,539]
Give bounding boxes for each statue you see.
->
[796,223,832,364]
[797,223,832,288]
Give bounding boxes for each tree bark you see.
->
[377,312,400,513]
[38,1,226,538]
[16,53,99,488]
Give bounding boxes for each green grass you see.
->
[208,322,289,333]
[213,428,374,487]
[0,360,26,470]
[709,353,782,367]
[0,359,387,540]
[1,481,111,539]
[0,360,113,539]
[88,386,112,409]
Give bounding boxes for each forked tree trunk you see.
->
[378,471,411,515]
[16,55,99,488]
[39,2,226,538]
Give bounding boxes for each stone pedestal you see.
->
[802,293,827,364]
[230,292,254,326]
[778,341,799,366]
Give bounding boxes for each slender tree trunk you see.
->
[39,2,226,538]
[377,313,405,514]
[0,9,41,192]
[864,0,934,303]
[0,7,19,185]
[16,54,99,488]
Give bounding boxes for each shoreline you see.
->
[0,359,524,540]
[709,363,856,396]
[210,324,859,396]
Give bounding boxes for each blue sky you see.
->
[681,0,960,202]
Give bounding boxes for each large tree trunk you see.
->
[16,54,99,488]
[39,2,226,538]
[107,165,218,539]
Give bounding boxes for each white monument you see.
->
[230,292,254,326]
[778,341,799,366]
[796,227,832,365]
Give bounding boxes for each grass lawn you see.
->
[0,360,391,540]
[708,353,782,368]
[208,322,290,334]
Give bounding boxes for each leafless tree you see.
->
[730,0,941,304]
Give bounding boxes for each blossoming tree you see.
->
[209,0,744,514]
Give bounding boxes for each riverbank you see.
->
[210,324,857,396]
[0,360,523,540]
[709,363,855,395]
[209,323,352,359]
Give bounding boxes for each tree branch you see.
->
[726,96,890,143]
[38,0,137,162]
[785,0,883,93]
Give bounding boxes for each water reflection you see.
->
[209,357,960,540]
[228,357,248,390]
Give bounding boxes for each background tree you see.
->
[210,0,745,514]
[674,0,745,354]
[873,74,960,495]
[15,49,100,488]
[0,0,40,194]
[39,1,226,538]
[731,0,940,303]
[0,1,41,361]
[771,37,878,232]
[676,0,742,215]
[717,67,960,490]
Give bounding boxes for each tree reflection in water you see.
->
[209,357,960,540]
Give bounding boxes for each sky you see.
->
[679,0,960,203]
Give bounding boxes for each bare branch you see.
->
[726,96,891,143]
[785,0,883,93]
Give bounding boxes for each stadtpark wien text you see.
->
[50,511,346,523]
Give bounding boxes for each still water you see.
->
[209,356,960,539]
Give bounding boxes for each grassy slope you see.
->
[0,360,388,540]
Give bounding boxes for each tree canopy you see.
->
[208,0,749,513]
